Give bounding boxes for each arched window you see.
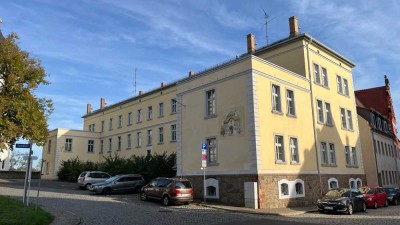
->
[350,180,355,189]
[295,182,303,195]
[205,178,219,199]
[281,183,289,196]
[207,186,216,196]
[356,178,362,188]
[328,178,339,190]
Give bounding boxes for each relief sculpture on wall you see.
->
[220,109,241,136]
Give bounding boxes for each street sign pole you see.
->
[201,143,207,204]
[23,141,33,207]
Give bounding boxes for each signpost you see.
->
[201,143,207,203]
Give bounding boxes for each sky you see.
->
[1,0,399,163]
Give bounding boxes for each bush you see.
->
[57,152,176,182]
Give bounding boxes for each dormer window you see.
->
[370,113,376,128]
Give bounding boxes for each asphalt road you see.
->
[1,179,400,225]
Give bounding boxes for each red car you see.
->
[359,186,388,209]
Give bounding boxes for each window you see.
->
[128,112,132,125]
[295,182,303,195]
[343,78,349,96]
[171,99,177,114]
[100,140,104,153]
[281,183,289,196]
[147,149,151,156]
[118,115,122,128]
[88,140,94,153]
[46,162,49,175]
[207,138,217,164]
[272,85,281,112]
[136,132,142,147]
[314,63,320,84]
[159,102,164,117]
[117,136,121,150]
[286,90,295,116]
[206,89,216,116]
[328,178,339,190]
[351,147,358,166]
[340,108,347,129]
[65,138,72,151]
[92,124,95,132]
[350,180,355,189]
[345,146,351,166]
[356,179,362,188]
[321,67,328,87]
[317,100,324,123]
[137,109,142,122]
[158,127,164,143]
[171,124,177,142]
[101,121,104,132]
[325,103,332,126]
[127,134,131,149]
[321,142,328,165]
[377,117,382,130]
[290,137,299,163]
[108,138,112,152]
[337,75,343,94]
[275,135,285,163]
[109,118,113,130]
[47,140,51,154]
[347,110,353,130]
[329,143,336,165]
[370,113,376,127]
[88,124,92,132]
[147,130,152,146]
[148,106,153,120]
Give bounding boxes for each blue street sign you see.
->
[16,144,30,148]
[201,143,207,150]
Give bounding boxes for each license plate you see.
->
[178,194,191,197]
[324,206,333,210]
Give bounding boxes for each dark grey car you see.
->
[140,177,193,206]
[89,174,145,194]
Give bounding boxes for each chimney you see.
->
[247,34,255,53]
[139,90,143,95]
[100,98,106,109]
[385,75,389,86]
[161,81,166,87]
[289,16,299,37]
[188,71,195,77]
[86,104,92,114]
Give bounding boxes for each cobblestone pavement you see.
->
[1,179,400,225]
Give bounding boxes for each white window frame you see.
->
[340,107,347,129]
[325,102,332,126]
[351,147,358,166]
[275,135,285,163]
[343,78,349,96]
[108,138,112,152]
[158,127,164,144]
[321,67,328,87]
[314,63,320,84]
[286,89,296,116]
[128,112,132,125]
[137,109,142,123]
[272,84,281,112]
[337,75,343,94]
[159,102,164,117]
[148,106,153,120]
[109,118,113,131]
[118,115,122,128]
[347,110,353,130]
[321,142,328,165]
[278,179,305,199]
[171,124,177,142]
[345,146,351,166]
[65,138,72,152]
[171,99,177,114]
[317,100,324,123]
[349,178,356,189]
[137,132,142,147]
[87,140,94,153]
[147,130,152,146]
[207,137,217,164]
[328,177,339,190]
[356,178,362,188]
[289,137,299,163]
[206,89,216,116]
[329,143,336,165]
[117,136,121,150]
[101,121,104,132]
[127,134,131,149]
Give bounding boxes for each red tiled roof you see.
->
[355,86,388,117]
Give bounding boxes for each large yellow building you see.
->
[42,16,365,208]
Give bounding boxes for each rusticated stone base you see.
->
[183,173,366,209]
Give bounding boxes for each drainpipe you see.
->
[306,38,323,196]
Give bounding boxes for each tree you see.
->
[0,32,53,152]
[9,151,28,171]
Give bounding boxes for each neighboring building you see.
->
[42,16,365,208]
[0,146,11,171]
[355,77,400,188]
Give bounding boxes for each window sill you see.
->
[146,144,152,147]
[204,114,217,120]
[158,142,164,145]
[87,152,95,154]
[118,126,122,129]
[313,82,329,89]
[286,114,297,118]
[207,162,219,167]
[136,121,142,124]
[127,124,132,127]
[158,115,164,118]
[275,161,286,165]
[147,119,152,121]
[136,146,141,149]
[330,164,338,167]
[126,148,131,150]
[271,110,283,115]
[109,129,113,131]
[170,140,177,143]
[116,149,121,151]
[317,121,325,125]
[321,163,330,167]
[99,152,103,154]
[337,92,350,98]
[171,112,177,115]
[290,162,300,165]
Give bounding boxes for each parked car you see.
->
[77,171,111,189]
[317,188,366,215]
[384,187,400,205]
[140,177,193,206]
[89,174,145,194]
[359,186,388,208]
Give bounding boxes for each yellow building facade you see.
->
[42,16,365,208]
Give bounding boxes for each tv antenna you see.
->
[262,9,275,45]
[134,68,137,95]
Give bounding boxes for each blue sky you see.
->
[1,0,399,162]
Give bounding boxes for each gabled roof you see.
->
[355,86,387,117]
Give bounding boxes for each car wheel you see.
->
[361,202,367,212]
[318,209,325,214]
[162,196,170,206]
[384,200,389,207]
[85,184,91,190]
[102,187,111,195]
[374,201,378,209]
[346,204,353,215]
[394,198,398,206]
[140,192,147,201]
[184,202,189,205]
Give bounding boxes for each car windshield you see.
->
[384,188,396,194]
[79,172,87,177]
[175,180,192,189]
[325,189,349,198]
[105,176,119,183]
[359,187,374,194]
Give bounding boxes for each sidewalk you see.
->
[43,206,82,225]
[196,202,318,216]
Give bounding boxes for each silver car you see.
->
[89,174,145,194]
[77,171,111,189]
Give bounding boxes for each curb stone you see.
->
[42,206,82,225]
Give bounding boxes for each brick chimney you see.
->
[188,71,195,77]
[289,16,299,37]
[86,104,92,114]
[247,34,255,53]
[100,98,106,109]
[161,81,166,87]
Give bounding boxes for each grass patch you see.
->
[0,195,54,225]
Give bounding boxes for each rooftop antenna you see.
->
[261,8,275,45]
[134,68,137,95]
